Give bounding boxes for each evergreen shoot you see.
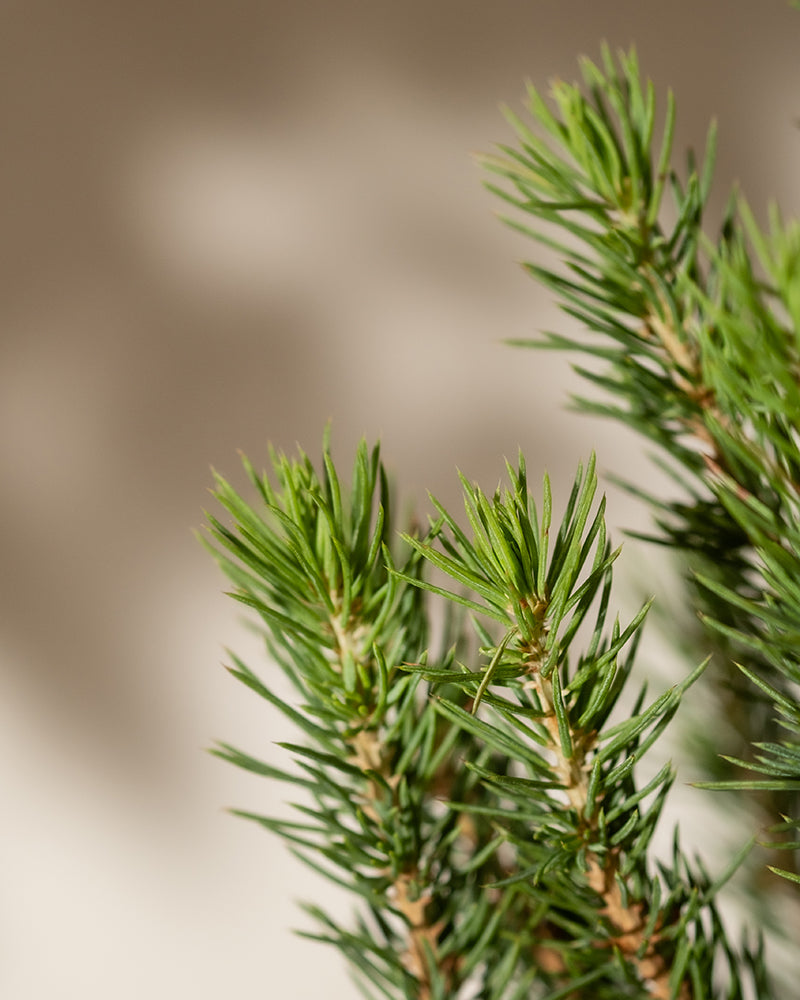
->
[203,44,799,999]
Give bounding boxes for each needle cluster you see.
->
[203,44,800,1000]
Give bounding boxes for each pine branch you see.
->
[205,439,772,998]
[402,452,765,998]
[482,44,800,884]
[201,41,800,998]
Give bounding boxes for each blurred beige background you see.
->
[1,3,798,997]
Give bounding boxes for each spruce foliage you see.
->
[204,46,798,999]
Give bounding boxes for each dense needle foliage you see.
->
[204,47,798,999]
[480,45,800,883]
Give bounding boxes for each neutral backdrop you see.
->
[2,3,799,998]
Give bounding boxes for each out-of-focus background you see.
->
[2,3,798,997]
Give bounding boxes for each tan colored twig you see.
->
[521,631,690,999]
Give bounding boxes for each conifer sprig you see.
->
[202,39,797,1000]
[205,440,770,998]
[481,44,800,883]
[399,453,765,998]
[203,439,505,999]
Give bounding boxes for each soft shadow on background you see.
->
[2,3,798,997]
